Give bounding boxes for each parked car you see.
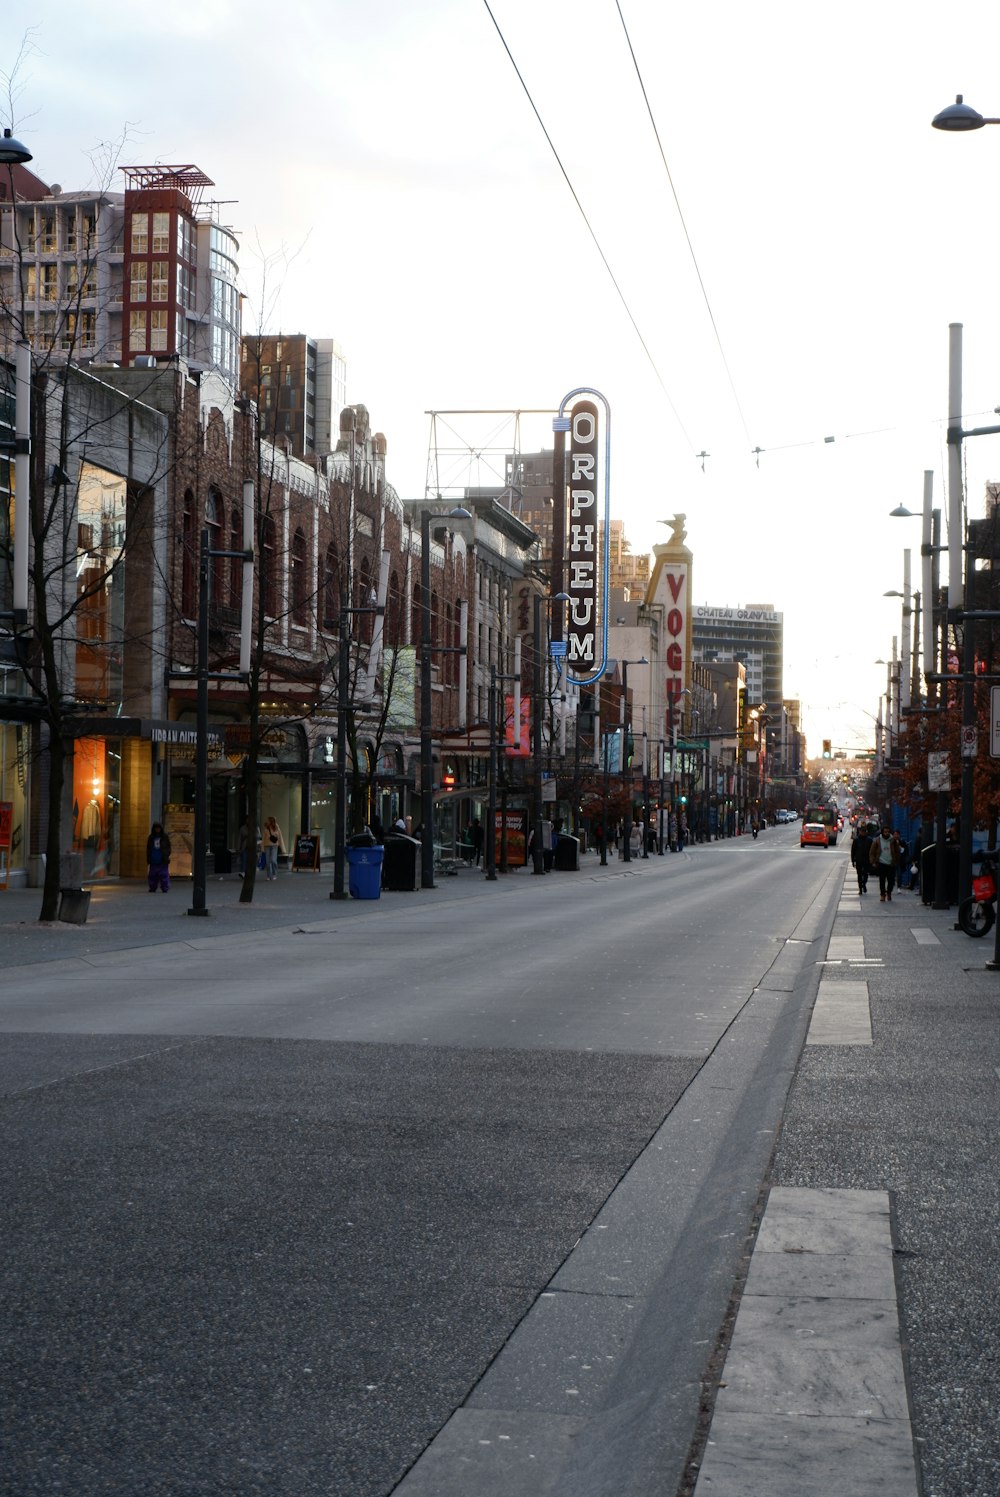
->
[801,822,829,848]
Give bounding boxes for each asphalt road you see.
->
[1,829,842,1496]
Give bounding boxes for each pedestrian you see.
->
[471,817,483,867]
[870,824,900,901]
[146,821,171,893]
[851,821,873,895]
[262,815,284,880]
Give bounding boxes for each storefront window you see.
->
[76,463,126,708]
[0,723,28,883]
[71,736,122,878]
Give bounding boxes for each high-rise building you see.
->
[691,602,784,713]
[240,333,347,457]
[0,161,241,387]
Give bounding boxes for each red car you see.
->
[800,822,829,848]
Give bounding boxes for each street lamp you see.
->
[932,95,1000,131]
[619,655,647,863]
[0,128,32,166]
[420,506,471,890]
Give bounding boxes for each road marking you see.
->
[911,928,940,946]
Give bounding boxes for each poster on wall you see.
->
[163,803,195,878]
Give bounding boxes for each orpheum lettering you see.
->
[566,399,599,677]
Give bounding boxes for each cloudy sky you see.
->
[6,0,1000,753]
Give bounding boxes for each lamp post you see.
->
[419,506,471,890]
[619,655,647,863]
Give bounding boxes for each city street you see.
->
[1,827,843,1495]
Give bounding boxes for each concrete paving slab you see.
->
[827,936,865,962]
[806,980,872,1046]
[694,1410,918,1495]
[910,927,941,946]
[754,1186,892,1256]
[744,1249,897,1301]
[729,1291,901,1351]
[712,1342,910,1419]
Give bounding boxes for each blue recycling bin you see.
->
[346,844,384,899]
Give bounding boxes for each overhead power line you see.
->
[615,1,754,455]
[481,0,697,458]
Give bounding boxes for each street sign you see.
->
[961,725,977,759]
[992,686,1000,758]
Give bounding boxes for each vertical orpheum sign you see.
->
[566,399,598,671]
[556,388,610,687]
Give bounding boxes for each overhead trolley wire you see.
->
[481,0,697,458]
[615,0,754,456]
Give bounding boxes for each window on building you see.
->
[411,583,422,649]
[181,489,196,619]
[357,555,372,643]
[151,212,170,253]
[130,262,147,303]
[131,213,148,254]
[64,212,77,252]
[229,507,242,608]
[129,310,146,352]
[151,261,169,302]
[261,515,277,616]
[322,541,340,630]
[25,265,37,301]
[291,527,308,626]
[387,570,401,643]
[150,309,168,351]
[41,265,58,302]
[206,489,225,602]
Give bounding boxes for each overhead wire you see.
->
[480,0,697,457]
[615,0,755,456]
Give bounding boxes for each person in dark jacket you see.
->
[146,822,172,893]
[851,822,873,895]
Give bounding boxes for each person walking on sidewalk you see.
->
[870,825,900,901]
[146,822,172,893]
[262,815,284,880]
[851,821,873,894]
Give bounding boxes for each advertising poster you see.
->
[494,808,528,867]
[163,803,195,878]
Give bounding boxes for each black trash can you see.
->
[921,842,961,905]
[382,834,420,891]
[553,834,580,871]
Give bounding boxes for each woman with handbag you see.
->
[262,815,284,881]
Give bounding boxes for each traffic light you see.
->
[822,739,832,758]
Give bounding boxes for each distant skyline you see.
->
[6,0,1000,753]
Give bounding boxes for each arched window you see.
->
[291,526,308,626]
[229,506,242,608]
[445,601,454,685]
[322,541,339,630]
[181,489,196,618]
[261,515,277,616]
[206,488,224,602]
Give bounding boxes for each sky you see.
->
[6,0,1000,754]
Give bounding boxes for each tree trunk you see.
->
[40,726,66,922]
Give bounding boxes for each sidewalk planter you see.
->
[58,887,92,924]
[346,845,384,900]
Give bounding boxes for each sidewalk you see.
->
[0,845,657,967]
[691,868,1000,1497]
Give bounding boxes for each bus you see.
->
[803,804,839,846]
